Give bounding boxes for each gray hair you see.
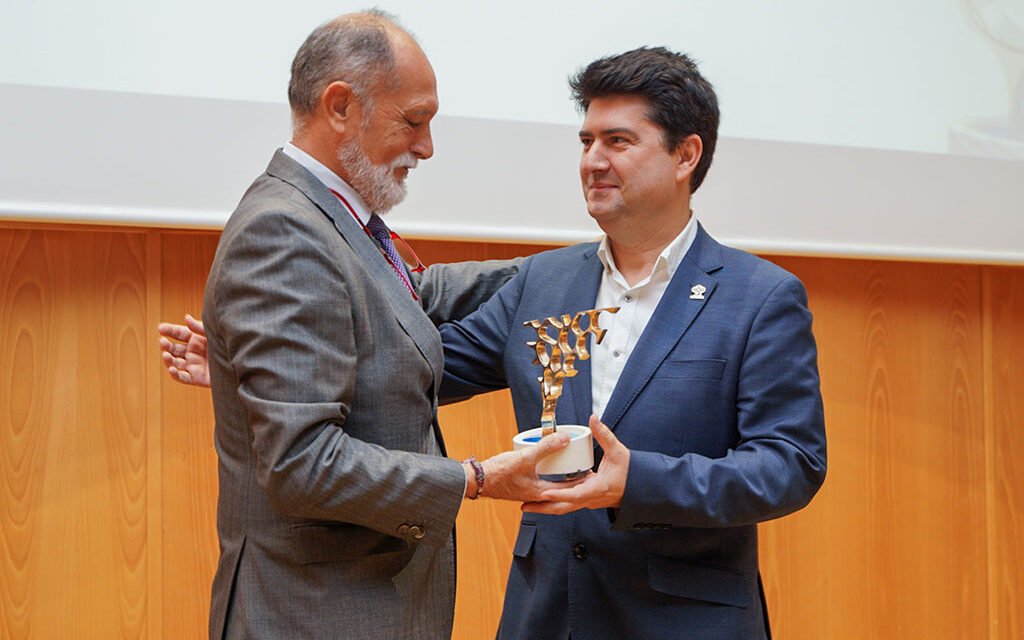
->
[287,9,407,128]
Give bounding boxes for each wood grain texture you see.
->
[157,232,220,639]
[984,266,1024,640]
[83,231,150,638]
[1,224,1022,640]
[762,257,989,639]
[0,228,150,638]
[0,229,53,640]
[145,231,163,639]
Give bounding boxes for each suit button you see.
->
[572,543,588,560]
[409,525,425,540]
[397,524,410,537]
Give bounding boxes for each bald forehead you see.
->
[387,29,435,82]
[386,27,428,64]
[367,27,437,117]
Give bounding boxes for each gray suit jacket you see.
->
[202,150,515,639]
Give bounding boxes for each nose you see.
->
[580,142,609,174]
[411,124,434,160]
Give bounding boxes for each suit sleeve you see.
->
[208,209,465,547]
[614,275,827,529]
[436,257,534,404]
[415,258,522,326]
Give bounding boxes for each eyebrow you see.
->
[578,127,638,138]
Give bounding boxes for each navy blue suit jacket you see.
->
[440,225,827,639]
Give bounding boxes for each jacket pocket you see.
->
[648,555,750,608]
[512,522,537,558]
[287,522,409,565]
[656,358,726,380]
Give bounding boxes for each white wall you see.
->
[3,84,1021,264]
[0,0,1017,155]
[1,1,1022,263]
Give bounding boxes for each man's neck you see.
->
[605,211,691,286]
[291,130,348,182]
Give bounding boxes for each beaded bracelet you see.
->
[464,456,485,499]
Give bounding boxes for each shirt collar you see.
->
[282,142,372,225]
[597,214,699,284]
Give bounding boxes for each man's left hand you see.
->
[523,414,630,514]
[158,314,210,387]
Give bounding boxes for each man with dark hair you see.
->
[568,46,719,192]
[163,44,825,639]
[195,11,573,640]
[439,46,826,639]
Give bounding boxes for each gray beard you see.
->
[337,140,413,214]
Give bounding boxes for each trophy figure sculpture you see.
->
[525,307,619,435]
[513,307,618,479]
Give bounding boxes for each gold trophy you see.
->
[512,307,618,480]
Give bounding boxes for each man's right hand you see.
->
[468,432,588,504]
[158,314,211,387]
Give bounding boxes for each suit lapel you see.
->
[600,225,723,430]
[556,248,603,428]
[265,151,444,389]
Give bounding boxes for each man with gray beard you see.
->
[200,11,572,639]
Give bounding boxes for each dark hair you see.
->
[570,47,720,193]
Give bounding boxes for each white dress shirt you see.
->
[591,216,699,419]
[281,143,372,225]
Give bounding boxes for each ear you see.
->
[674,134,703,185]
[320,81,362,138]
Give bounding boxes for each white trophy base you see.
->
[513,425,594,481]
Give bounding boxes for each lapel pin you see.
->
[689,284,706,300]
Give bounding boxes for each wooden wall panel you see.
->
[82,231,150,638]
[762,257,989,639]
[157,233,220,639]
[1,223,1022,640]
[0,228,150,638]
[985,266,1024,640]
[1,229,55,640]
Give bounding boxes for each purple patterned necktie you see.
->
[365,213,412,290]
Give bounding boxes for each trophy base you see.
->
[513,425,594,481]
